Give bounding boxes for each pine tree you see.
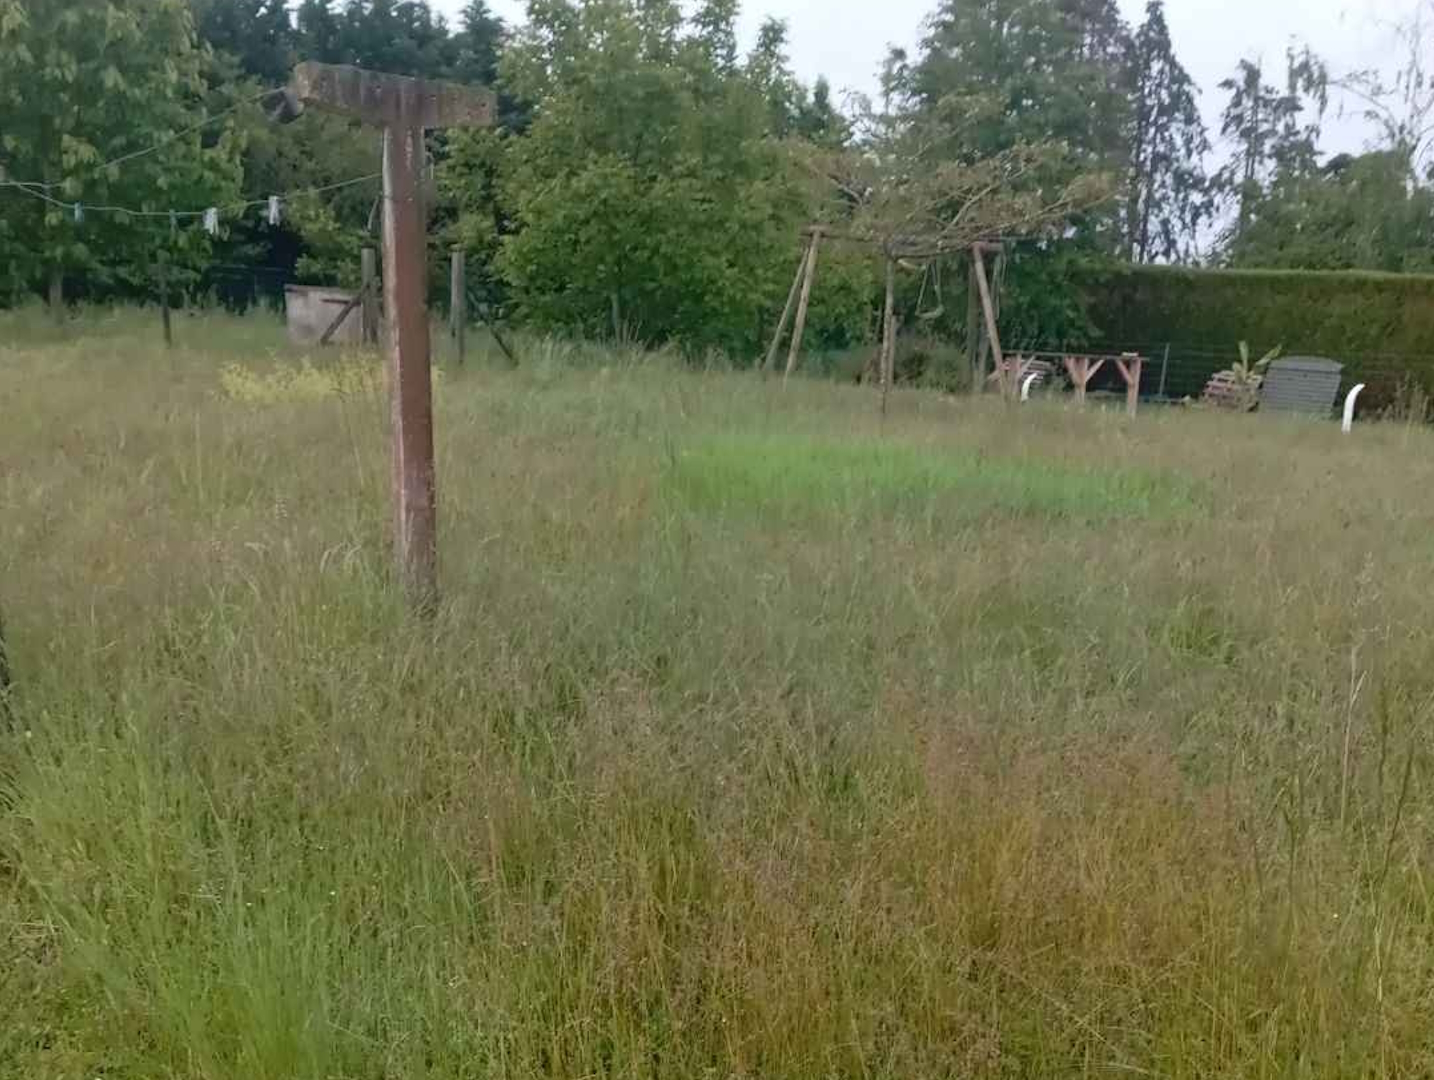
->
[1217,48,1327,245]
[1125,0,1208,262]
[745,18,800,136]
[910,0,1131,167]
[453,0,505,86]
[295,0,345,63]
[194,0,296,84]
[795,78,851,148]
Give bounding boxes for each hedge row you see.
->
[1070,264,1434,407]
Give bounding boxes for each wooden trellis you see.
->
[763,226,1011,400]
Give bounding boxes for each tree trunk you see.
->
[48,266,63,320]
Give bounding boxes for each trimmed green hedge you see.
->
[1073,265,1434,406]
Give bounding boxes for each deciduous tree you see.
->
[0,0,242,302]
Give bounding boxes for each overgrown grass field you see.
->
[4,309,1434,1078]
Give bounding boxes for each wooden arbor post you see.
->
[970,245,1007,399]
[1114,352,1144,417]
[1062,356,1105,407]
[763,235,813,373]
[290,62,495,612]
[783,227,823,385]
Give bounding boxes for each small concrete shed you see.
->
[284,285,362,346]
[1261,356,1344,416]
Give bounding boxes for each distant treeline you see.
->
[4,0,1434,361]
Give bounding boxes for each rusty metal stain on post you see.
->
[382,124,438,612]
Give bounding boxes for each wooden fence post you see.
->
[970,246,1006,399]
[48,267,63,323]
[450,248,466,366]
[1116,353,1143,417]
[361,246,379,345]
[966,252,982,392]
[159,262,173,348]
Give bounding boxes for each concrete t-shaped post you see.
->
[289,63,495,613]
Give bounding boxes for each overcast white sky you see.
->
[438,0,1423,157]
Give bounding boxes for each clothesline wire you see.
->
[0,85,281,191]
[0,83,383,224]
[2,172,382,221]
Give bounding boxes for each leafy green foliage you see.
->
[803,96,1110,258]
[887,0,1184,354]
[7,0,1434,376]
[1226,150,1434,274]
[905,0,1131,173]
[0,0,243,299]
[491,0,812,355]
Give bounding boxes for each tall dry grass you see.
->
[3,307,1434,1078]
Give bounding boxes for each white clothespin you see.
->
[170,210,178,234]
[73,202,83,224]
[203,207,219,235]
[267,196,282,226]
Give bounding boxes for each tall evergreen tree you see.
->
[745,18,800,136]
[1125,0,1208,262]
[1216,48,1327,246]
[453,0,506,86]
[295,0,345,62]
[332,0,456,77]
[795,77,851,148]
[908,0,1131,168]
[901,0,1131,278]
[194,0,296,84]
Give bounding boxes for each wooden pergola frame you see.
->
[764,226,1149,417]
[763,226,1013,402]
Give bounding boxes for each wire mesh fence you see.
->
[1007,339,1434,411]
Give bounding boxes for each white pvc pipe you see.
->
[1343,384,1366,433]
[1021,373,1040,402]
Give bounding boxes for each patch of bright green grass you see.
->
[667,432,1203,524]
